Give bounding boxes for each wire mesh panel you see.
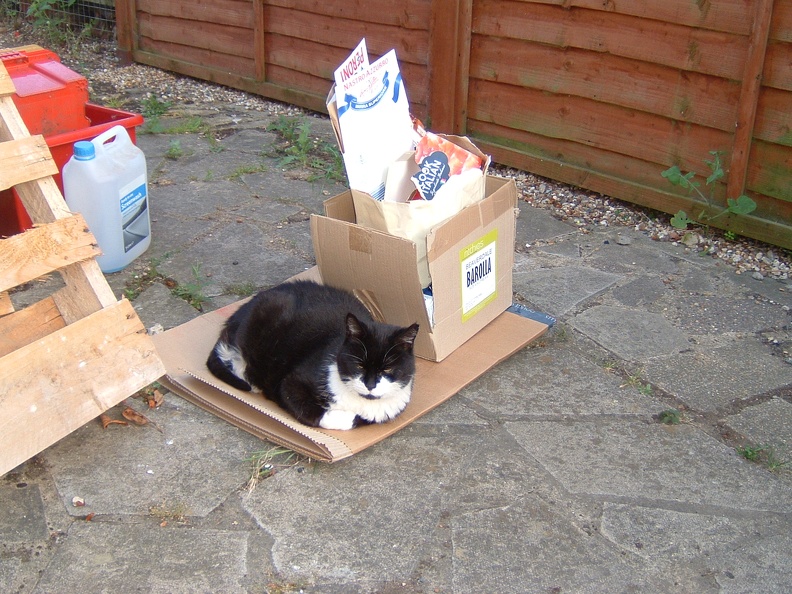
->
[9,1,116,37]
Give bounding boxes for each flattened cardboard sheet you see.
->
[152,271,548,462]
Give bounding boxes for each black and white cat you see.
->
[206,280,420,430]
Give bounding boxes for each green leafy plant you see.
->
[165,139,183,160]
[661,151,757,231]
[657,409,681,425]
[172,264,209,310]
[267,116,347,183]
[141,94,172,119]
[737,444,789,472]
[244,446,301,494]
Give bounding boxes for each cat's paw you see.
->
[319,409,357,431]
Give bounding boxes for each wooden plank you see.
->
[746,139,792,202]
[754,86,792,145]
[138,13,255,60]
[0,296,65,358]
[727,0,775,202]
[0,214,100,293]
[0,298,166,477]
[472,1,749,80]
[266,0,429,30]
[469,36,741,133]
[0,56,16,96]
[0,135,58,192]
[762,41,792,91]
[138,36,257,78]
[138,0,254,29]
[0,291,12,315]
[262,5,431,66]
[769,1,792,42]
[130,48,330,113]
[518,0,752,35]
[467,79,733,174]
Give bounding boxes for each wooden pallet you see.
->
[0,59,165,477]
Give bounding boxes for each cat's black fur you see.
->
[206,280,419,430]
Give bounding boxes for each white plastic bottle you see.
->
[63,125,151,273]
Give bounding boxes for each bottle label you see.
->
[119,173,150,253]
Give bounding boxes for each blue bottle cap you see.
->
[73,141,96,160]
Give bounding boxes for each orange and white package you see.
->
[411,124,484,200]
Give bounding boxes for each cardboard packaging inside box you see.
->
[312,175,517,362]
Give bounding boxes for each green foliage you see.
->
[24,0,96,47]
[661,151,757,232]
[172,264,209,310]
[657,409,681,425]
[736,444,789,472]
[165,139,183,160]
[267,116,347,183]
[141,94,172,119]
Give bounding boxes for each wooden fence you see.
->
[115,0,792,249]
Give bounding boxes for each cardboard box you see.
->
[151,268,548,463]
[311,175,518,362]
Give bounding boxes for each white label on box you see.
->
[460,229,498,321]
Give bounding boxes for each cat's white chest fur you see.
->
[319,363,413,430]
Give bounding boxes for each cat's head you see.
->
[336,313,419,400]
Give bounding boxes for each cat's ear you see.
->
[345,313,366,339]
[396,323,420,348]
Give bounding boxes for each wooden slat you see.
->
[0,291,12,315]
[473,2,749,80]
[467,79,733,173]
[0,298,166,477]
[727,0,775,202]
[138,13,255,60]
[262,5,431,66]
[0,296,65,358]
[754,86,792,145]
[0,135,58,192]
[0,59,16,95]
[138,0,254,29]
[522,0,753,35]
[265,0,429,30]
[762,40,792,91]
[469,36,742,133]
[0,214,100,293]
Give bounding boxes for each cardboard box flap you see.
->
[426,177,515,263]
[151,272,550,462]
[310,213,430,332]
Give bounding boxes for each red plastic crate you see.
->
[0,103,145,237]
[0,45,90,135]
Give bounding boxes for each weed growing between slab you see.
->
[171,264,209,310]
[661,150,757,235]
[244,446,305,495]
[266,115,346,183]
[736,444,789,472]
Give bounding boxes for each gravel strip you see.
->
[1,20,789,282]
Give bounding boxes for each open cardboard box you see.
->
[313,175,517,362]
[151,177,548,462]
[151,267,547,463]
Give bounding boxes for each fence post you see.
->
[114,0,136,65]
[726,0,775,201]
[428,0,473,134]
